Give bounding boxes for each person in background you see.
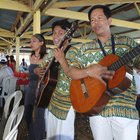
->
[14,57,29,90]
[9,55,16,72]
[0,55,14,102]
[0,55,13,86]
[37,20,114,140]
[19,58,28,72]
[5,55,9,66]
[24,33,47,140]
[5,55,29,92]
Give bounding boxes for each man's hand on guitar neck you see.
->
[86,64,115,85]
[53,48,65,64]
[34,67,45,78]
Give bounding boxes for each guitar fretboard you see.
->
[109,45,140,71]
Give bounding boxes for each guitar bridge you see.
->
[81,79,89,98]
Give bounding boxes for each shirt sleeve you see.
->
[66,46,82,68]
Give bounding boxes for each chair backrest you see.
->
[4,129,18,140]
[3,90,23,119]
[0,76,17,107]
[0,90,23,139]
[3,105,24,140]
[9,76,17,94]
[1,76,17,97]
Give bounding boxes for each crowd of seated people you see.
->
[0,55,14,107]
[5,55,29,87]
[0,55,29,97]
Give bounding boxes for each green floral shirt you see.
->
[70,35,139,119]
[45,47,78,120]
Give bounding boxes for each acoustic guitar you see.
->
[36,21,78,108]
[70,45,140,115]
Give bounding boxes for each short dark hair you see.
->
[6,55,9,60]
[52,20,71,32]
[10,55,14,60]
[33,33,45,42]
[88,5,111,21]
[31,33,47,59]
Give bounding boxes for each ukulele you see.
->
[36,21,78,108]
[70,45,140,115]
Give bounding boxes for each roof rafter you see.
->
[22,34,92,43]
[52,0,140,8]
[16,0,45,36]
[45,8,140,29]
[0,31,15,38]
[0,0,31,12]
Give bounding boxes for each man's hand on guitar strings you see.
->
[86,64,115,85]
[34,67,45,78]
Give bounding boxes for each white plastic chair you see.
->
[3,105,24,140]
[2,90,23,119]
[0,90,22,139]
[0,76,17,107]
[4,129,18,140]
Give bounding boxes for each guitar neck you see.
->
[42,57,55,80]
[40,40,66,83]
[109,45,140,71]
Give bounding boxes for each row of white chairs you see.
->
[0,90,24,140]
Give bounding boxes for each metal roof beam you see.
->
[134,2,140,16]
[0,36,14,45]
[0,31,15,38]
[42,0,59,14]
[16,0,45,36]
[0,0,31,12]
[21,34,92,43]
[45,8,140,29]
[0,28,14,33]
[0,42,9,46]
[52,0,140,8]
[0,46,7,50]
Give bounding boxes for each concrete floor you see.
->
[0,100,140,140]
[17,113,93,140]
[17,112,140,140]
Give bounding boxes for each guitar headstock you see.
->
[63,21,78,40]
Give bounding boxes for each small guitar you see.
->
[36,21,78,108]
[70,45,140,115]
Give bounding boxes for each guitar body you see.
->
[70,54,132,114]
[36,62,59,108]
[99,54,131,90]
[70,77,107,114]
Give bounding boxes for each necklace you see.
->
[34,54,40,58]
[34,55,40,62]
